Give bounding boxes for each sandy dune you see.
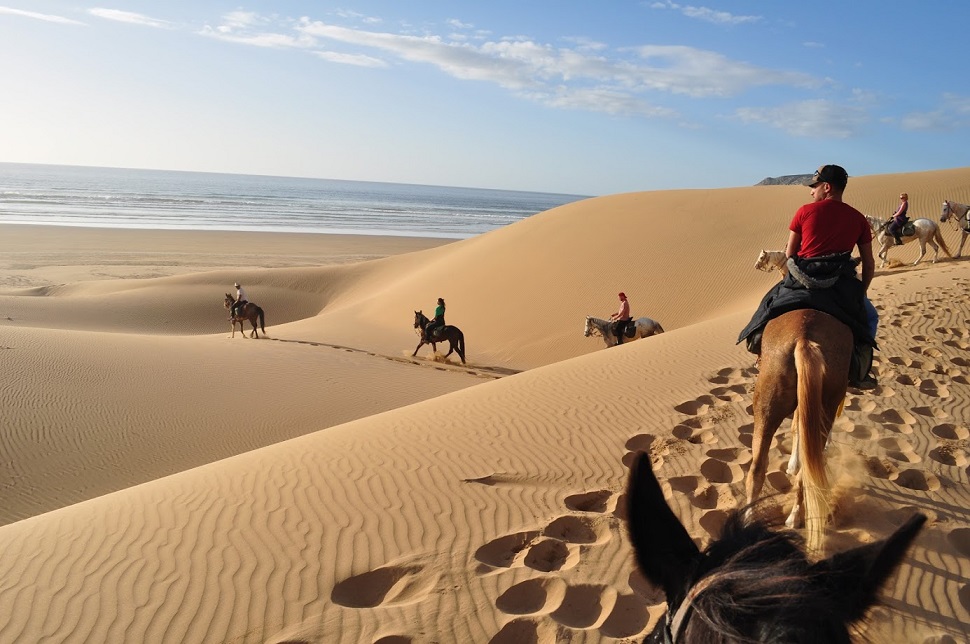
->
[1,167,969,643]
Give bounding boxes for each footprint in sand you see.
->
[918,379,951,398]
[868,408,918,435]
[877,437,922,464]
[846,422,879,441]
[928,444,969,467]
[931,423,970,440]
[624,433,683,466]
[330,564,438,608]
[922,635,964,644]
[946,527,970,558]
[483,492,652,640]
[495,577,568,615]
[912,405,950,421]
[564,489,614,513]
[890,468,942,492]
[862,455,899,480]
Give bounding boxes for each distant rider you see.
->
[886,192,909,246]
[230,282,248,320]
[609,292,632,346]
[425,297,446,341]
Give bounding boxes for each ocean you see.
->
[0,163,588,239]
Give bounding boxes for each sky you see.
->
[2,1,969,196]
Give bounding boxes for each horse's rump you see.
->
[758,309,851,551]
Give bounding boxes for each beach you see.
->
[1,167,969,643]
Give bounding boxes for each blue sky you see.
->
[2,1,969,195]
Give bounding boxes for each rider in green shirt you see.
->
[426,297,446,340]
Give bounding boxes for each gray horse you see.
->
[584,315,664,348]
[865,215,951,268]
[940,199,970,258]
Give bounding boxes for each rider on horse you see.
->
[738,164,878,390]
[609,292,632,346]
[229,282,248,320]
[886,192,909,246]
[424,297,446,341]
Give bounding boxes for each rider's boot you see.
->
[894,235,904,246]
[848,343,877,390]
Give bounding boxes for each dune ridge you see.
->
[1,167,969,642]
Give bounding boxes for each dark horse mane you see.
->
[626,452,925,643]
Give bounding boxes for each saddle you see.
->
[617,320,636,338]
[900,221,915,237]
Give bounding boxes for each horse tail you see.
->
[258,306,265,333]
[457,330,466,363]
[794,337,830,554]
[655,323,665,334]
[934,226,952,257]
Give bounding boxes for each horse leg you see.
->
[250,315,258,338]
[913,240,927,265]
[746,372,796,508]
[929,240,940,263]
[787,477,805,530]
[412,340,425,357]
[958,233,967,259]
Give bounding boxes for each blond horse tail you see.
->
[934,226,952,257]
[794,338,831,554]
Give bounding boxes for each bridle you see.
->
[584,317,604,338]
[942,200,970,231]
[661,574,717,643]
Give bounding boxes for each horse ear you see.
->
[626,452,701,602]
[808,513,926,623]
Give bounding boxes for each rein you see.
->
[664,573,717,643]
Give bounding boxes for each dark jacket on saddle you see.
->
[737,252,876,353]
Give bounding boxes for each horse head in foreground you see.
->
[940,199,970,258]
[584,316,665,348]
[224,293,266,339]
[412,310,466,364]
[864,215,950,268]
[626,452,926,643]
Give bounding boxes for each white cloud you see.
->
[200,27,314,48]
[313,50,387,68]
[88,8,172,29]
[0,6,84,25]
[296,20,814,99]
[189,11,829,125]
[735,99,868,137]
[900,93,970,132]
[628,45,816,97]
[650,1,761,25]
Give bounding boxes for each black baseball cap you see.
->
[806,164,848,189]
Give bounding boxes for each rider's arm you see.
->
[785,230,801,258]
[858,240,875,291]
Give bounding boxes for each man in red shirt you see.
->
[739,164,878,389]
[787,165,874,289]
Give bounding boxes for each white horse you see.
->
[753,249,788,276]
[865,215,951,268]
[940,200,970,258]
[584,315,665,348]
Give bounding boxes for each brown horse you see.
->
[626,452,925,643]
[745,308,852,553]
[413,310,465,363]
[224,293,266,338]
